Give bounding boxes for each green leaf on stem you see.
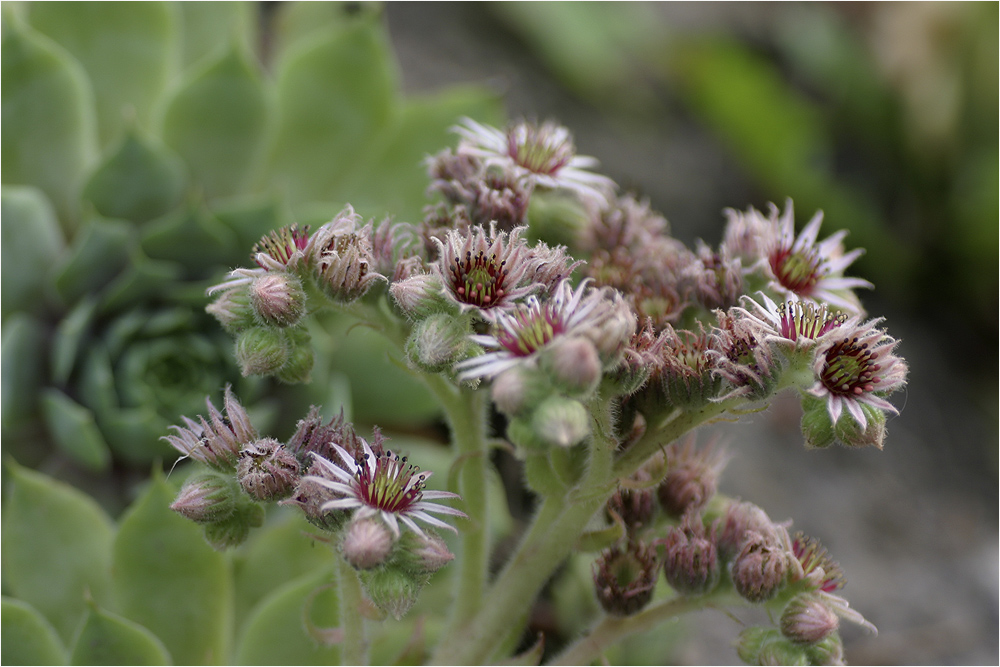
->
[28,1,177,148]
[1,186,65,319]
[161,42,270,200]
[1,14,97,229]
[1,461,116,642]
[68,599,172,666]
[1,596,67,666]
[112,470,232,665]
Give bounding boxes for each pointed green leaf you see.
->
[1,314,47,430]
[232,508,332,628]
[99,406,174,467]
[53,215,133,305]
[235,566,339,666]
[1,15,97,229]
[69,600,172,666]
[2,596,67,666]
[99,251,183,314]
[28,1,177,148]
[40,388,111,472]
[272,1,384,64]
[51,296,98,386]
[82,127,187,224]
[161,43,269,199]
[1,186,65,319]
[267,18,400,205]
[341,85,505,222]
[1,462,115,642]
[177,2,255,72]
[112,470,232,665]
[140,200,238,272]
[211,195,292,261]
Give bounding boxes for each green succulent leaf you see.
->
[232,508,332,628]
[39,388,112,472]
[140,200,238,273]
[69,600,172,666]
[28,1,177,148]
[1,14,97,230]
[271,1,384,64]
[53,214,133,305]
[177,1,255,72]
[267,18,400,207]
[1,186,65,319]
[82,127,187,225]
[161,42,270,200]
[112,470,232,665]
[1,596,67,666]
[1,461,116,642]
[0,314,47,430]
[235,566,340,666]
[51,295,98,385]
[211,195,292,263]
[99,250,184,315]
[341,85,505,222]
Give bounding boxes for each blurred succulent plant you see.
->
[1,1,503,473]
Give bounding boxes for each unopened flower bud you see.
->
[202,498,265,550]
[714,500,779,562]
[800,394,837,450]
[657,438,726,519]
[805,631,844,665]
[171,472,239,524]
[593,541,659,616]
[308,208,385,303]
[491,366,532,416]
[280,457,352,532]
[781,593,840,645]
[737,627,811,666]
[359,565,428,620]
[661,514,719,596]
[275,326,314,384]
[392,530,455,575]
[390,274,453,319]
[605,474,655,533]
[249,272,306,327]
[531,395,591,448]
[406,313,470,373]
[235,326,289,377]
[731,531,789,603]
[206,286,255,333]
[342,517,395,570]
[237,438,301,501]
[541,336,601,396]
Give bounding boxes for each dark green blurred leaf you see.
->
[1,461,116,642]
[212,195,293,262]
[99,251,184,315]
[51,296,97,385]
[177,1,255,72]
[112,470,232,665]
[234,565,340,666]
[28,1,177,148]
[1,314,47,429]
[99,406,174,467]
[267,18,400,208]
[1,186,65,319]
[162,42,270,200]
[53,214,133,305]
[69,600,172,666]
[341,85,505,222]
[140,200,238,273]
[40,388,111,472]
[82,127,187,224]
[1,596,67,666]
[1,14,97,229]
[271,1,384,64]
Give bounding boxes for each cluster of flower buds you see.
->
[162,388,467,620]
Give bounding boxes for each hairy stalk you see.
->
[337,555,368,666]
[548,594,716,666]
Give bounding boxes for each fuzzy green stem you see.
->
[548,594,716,666]
[337,556,368,666]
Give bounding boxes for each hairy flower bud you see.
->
[308,207,386,303]
[359,565,428,621]
[731,531,789,603]
[593,541,659,616]
[341,516,395,570]
[661,514,719,596]
[280,457,353,532]
[657,437,726,519]
[390,273,455,319]
[531,395,591,448]
[490,366,533,416]
[605,471,655,534]
[206,286,255,333]
[202,499,265,550]
[714,500,780,562]
[249,272,306,327]
[406,312,471,373]
[237,438,301,501]
[541,336,602,396]
[391,529,455,575]
[736,627,812,666]
[781,593,840,645]
[171,472,239,524]
[275,326,314,384]
[235,326,290,377]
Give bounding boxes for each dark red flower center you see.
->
[355,451,426,514]
[820,336,882,397]
[496,304,566,356]
[769,246,822,296]
[450,249,508,308]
